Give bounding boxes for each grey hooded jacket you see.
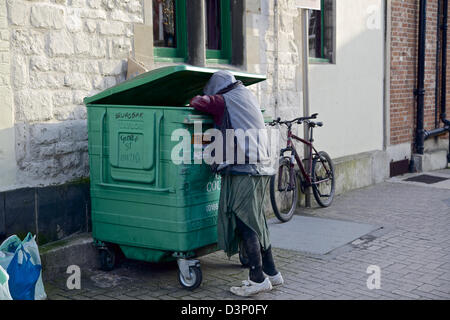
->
[204,71,275,176]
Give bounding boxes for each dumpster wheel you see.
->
[177,259,202,290]
[99,248,116,271]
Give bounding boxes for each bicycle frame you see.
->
[278,124,330,190]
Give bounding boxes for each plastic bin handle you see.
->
[183,115,214,124]
[97,182,174,193]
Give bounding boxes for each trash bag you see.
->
[7,245,42,300]
[0,265,12,300]
[0,236,19,275]
[0,235,22,270]
[0,233,47,300]
[0,252,13,274]
[0,235,21,253]
[21,234,47,300]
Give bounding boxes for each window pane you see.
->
[308,9,322,58]
[322,0,334,59]
[205,0,221,50]
[153,0,177,48]
[308,0,334,61]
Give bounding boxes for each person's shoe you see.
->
[264,272,284,286]
[230,278,272,297]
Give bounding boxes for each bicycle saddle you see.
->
[309,121,324,128]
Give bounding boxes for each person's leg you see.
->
[261,246,278,277]
[261,246,284,286]
[230,218,272,297]
[228,176,273,296]
[236,218,265,283]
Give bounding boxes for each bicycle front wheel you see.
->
[312,151,335,207]
[270,158,298,222]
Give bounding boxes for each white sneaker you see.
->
[265,272,284,286]
[230,278,273,297]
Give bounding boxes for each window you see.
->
[205,0,231,63]
[153,0,187,61]
[206,0,221,50]
[308,0,334,63]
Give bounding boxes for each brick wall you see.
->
[390,0,450,147]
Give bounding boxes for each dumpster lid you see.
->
[84,65,266,106]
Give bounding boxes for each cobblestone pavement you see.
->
[45,170,450,300]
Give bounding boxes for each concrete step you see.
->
[40,233,99,281]
[412,149,449,172]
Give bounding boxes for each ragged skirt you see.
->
[217,174,271,257]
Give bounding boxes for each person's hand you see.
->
[189,95,204,107]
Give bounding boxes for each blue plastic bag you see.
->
[21,234,47,300]
[0,233,47,300]
[7,246,42,300]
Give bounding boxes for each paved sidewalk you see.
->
[45,170,450,300]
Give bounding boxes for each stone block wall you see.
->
[244,0,304,139]
[5,0,143,188]
[0,0,16,189]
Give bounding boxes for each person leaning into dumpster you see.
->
[189,70,284,297]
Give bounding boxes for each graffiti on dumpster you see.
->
[118,133,143,168]
[115,112,144,121]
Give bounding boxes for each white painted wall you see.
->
[309,0,385,159]
[0,0,17,191]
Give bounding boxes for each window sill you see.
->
[154,57,186,63]
[309,57,331,64]
[206,58,231,65]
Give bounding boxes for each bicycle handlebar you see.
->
[268,113,319,126]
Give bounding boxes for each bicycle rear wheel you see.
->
[270,158,298,222]
[312,151,335,207]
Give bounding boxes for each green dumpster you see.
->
[84,65,266,289]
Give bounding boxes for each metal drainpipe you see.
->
[435,0,442,130]
[424,0,450,163]
[415,0,427,155]
[441,0,450,161]
[441,0,448,125]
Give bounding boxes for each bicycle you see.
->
[268,113,335,222]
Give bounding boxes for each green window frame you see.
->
[309,0,332,64]
[153,0,188,62]
[206,0,232,64]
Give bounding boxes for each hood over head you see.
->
[203,70,237,95]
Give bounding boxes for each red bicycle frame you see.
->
[278,125,330,190]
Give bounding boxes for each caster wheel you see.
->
[178,266,202,290]
[99,248,116,271]
[239,241,250,268]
